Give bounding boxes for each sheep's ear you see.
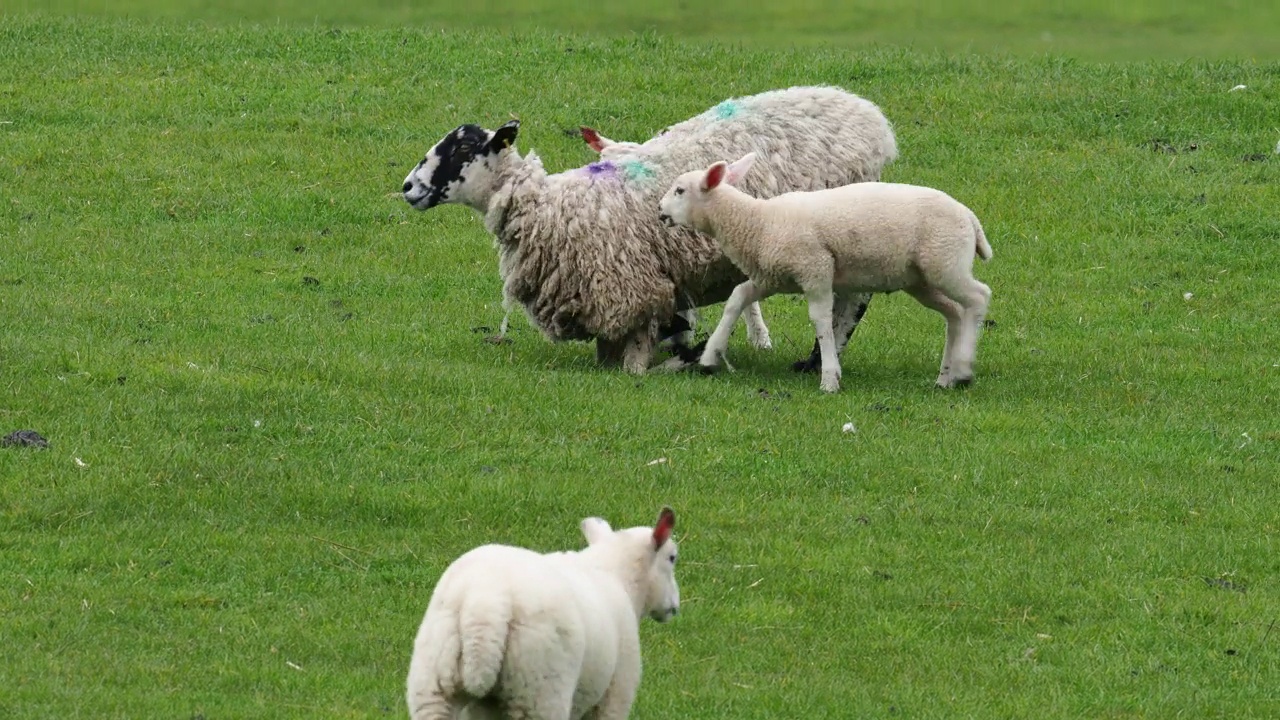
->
[489,120,520,152]
[701,162,728,191]
[581,517,613,545]
[725,152,756,186]
[651,507,675,549]
[580,126,610,153]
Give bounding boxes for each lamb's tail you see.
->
[458,591,512,697]
[971,212,993,261]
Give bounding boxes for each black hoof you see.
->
[791,357,820,374]
[697,364,717,376]
[672,338,707,364]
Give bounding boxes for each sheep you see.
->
[658,153,993,393]
[577,125,771,356]
[401,85,896,374]
[405,507,679,720]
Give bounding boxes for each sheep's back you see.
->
[603,86,897,295]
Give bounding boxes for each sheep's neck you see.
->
[703,189,768,277]
[483,150,546,241]
[576,545,648,620]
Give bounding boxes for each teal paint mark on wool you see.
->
[621,160,656,183]
[713,100,741,120]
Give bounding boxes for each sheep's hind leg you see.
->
[905,286,964,388]
[460,699,503,720]
[941,279,992,386]
[804,287,841,393]
[792,294,870,373]
[596,337,626,368]
[659,309,696,350]
[505,684,575,720]
[743,301,772,350]
[582,660,639,720]
[407,689,467,720]
[699,281,766,371]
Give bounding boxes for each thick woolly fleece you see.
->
[405,512,679,720]
[486,86,897,371]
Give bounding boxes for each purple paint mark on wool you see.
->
[585,160,618,177]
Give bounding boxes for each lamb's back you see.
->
[762,183,973,291]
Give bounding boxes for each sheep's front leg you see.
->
[698,280,765,370]
[792,293,870,373]
[805,287,841,393]
[621,320,659,375]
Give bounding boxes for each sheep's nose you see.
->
[402,181,413,194]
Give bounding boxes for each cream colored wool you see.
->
[659,153,993,392]
[405,509,679,720]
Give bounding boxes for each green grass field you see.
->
[1,3,1278,719]
[11,0,1280,60]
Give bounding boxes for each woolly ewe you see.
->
[406,508,679,720]
[659,153,993,392]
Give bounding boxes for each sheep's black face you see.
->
[402,121,519,211]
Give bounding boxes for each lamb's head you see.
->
[581,507,680,622]
[658,152,757,232]
[402,120,520,212]
[579,126,642,160]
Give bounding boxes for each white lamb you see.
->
[405,508,679,720]
[402,86,896,374]
[658,153,993,393]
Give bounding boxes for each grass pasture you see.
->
[2,5,1279,719]
[12,0,1280,60]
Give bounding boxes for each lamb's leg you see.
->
[460,699,503,720]
[743,301,772,350]
[940,279,993,386]
[406,687,466,720]
[805,288,841,393]
[582,650,640,720]
[698,280,765,370]
[906,286,965,388]
[505,675,576,720]
[792,294,870,373]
